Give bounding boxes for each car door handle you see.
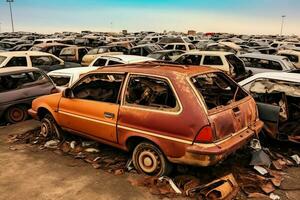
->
[104,112,115,119]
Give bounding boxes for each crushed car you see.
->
[28,63,263,176]
[239,72,300,143]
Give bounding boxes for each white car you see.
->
[175,51,249,81]
[0,51,80,72]
[277,50,300,69]
[239,72,300,142]
[164,43,196,51]
[89,55,155,67]
[47,67,99,90]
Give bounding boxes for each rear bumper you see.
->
[168,120,264,167]
[28,109,38,120]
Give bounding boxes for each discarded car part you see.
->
[291,155,300,165]
[186,174,239,200]
[44,139,60,149]
[84,148,100,153]
[269,193,280,200]
[125,159,134,171]
[250,149,271,167]
[249,139,262,150]
[240,74,300,143]
[260,181,275,194]
[253,166,268,175]
[158,176,182,194]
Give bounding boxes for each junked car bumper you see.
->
[168,120,264,167]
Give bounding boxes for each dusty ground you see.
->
[0,120,158,200]
[0,120,299,200]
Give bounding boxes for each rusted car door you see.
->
[57,73,125,143]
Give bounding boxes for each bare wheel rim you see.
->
[9,107,24,122]
[138,149,161,174]
[40,119,51,137]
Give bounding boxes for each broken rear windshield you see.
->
[191,72,248,110]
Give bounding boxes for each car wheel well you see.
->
[126,136,161,153]
[37,108,51,120]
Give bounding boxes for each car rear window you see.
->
[49,75,71,87]
[191,72,248,110]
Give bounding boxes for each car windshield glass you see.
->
[49,75,71,87]
[283,58,297,70]
[60,48,75,56]
[148,53,162,59]
[0,56,7,65]
[87,49,98,55]
[31,46,43,51]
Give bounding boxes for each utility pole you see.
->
[280,15,286,36]
[7,0,14,32]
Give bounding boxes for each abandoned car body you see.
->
[0,67,56,124]
[174,51,250,81]
[239,72,300,143]
[28,63,263,176]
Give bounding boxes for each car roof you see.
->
[0,67,40,75]
[183,50,233,56]
[48,67,99,75]
[93,62,218,78]
[33,42,71,48]
[239,72,300,86]
[239,53,286,61]
[98,55,155,63]
[0,51,54,56]
[278,50,300,55]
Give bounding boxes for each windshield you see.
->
[30,46,43,51]
[60,48,75,56]
[225,54,246,76]
[283,58,297,70]
[148,53,162,59]
[49,75,71,87]
[0,56,7,65]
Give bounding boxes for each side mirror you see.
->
[62,88,74,98]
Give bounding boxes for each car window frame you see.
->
[121,73,183,115]
[70,71,126,105]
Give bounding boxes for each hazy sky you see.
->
[0,0,299,35]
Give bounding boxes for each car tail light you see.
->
[194,126,214,143]
[50,87,59,94]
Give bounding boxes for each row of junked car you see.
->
[1,60,299,176]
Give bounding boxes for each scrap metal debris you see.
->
[6,128,300,199]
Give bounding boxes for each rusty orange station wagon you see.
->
[29,62,263,176]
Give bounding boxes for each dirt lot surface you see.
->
[0,120,299,200]
[0,120,158,200]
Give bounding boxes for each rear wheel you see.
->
[132,142,172,176]
[5,105,28,123]
[40,114,63,139]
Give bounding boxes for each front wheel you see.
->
[132,142,172,176]
[40,114,63,139]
